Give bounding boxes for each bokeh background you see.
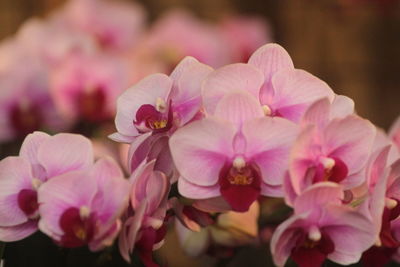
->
[1,0,400,130]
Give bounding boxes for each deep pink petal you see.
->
[202,63,264,114]
[169,117,236,186]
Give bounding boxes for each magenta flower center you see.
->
[218,160,261,212]
[291,230,335,267]
[59,207,96,248]
[134,102,172,133]
[17,189,39,218]
[10,102,43,137]
[313,157,348,184]
[77,87,107,122]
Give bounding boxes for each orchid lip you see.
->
[134,101,173,133]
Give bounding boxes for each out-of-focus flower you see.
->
[287,98,375,200]
[38,157,129,250]
[202,43,334,123]
[0,52,66,142]
[170,91,298,212]
[0,132,93,241]
[271,182,375,267]
[218,15,272,63]
[61,0,146,52]
[175,201,259,257]
[128,9,229,79]
[119,161,170,265]
[50,53,129,124]
[359,147,400,267]
[15,17,96,66]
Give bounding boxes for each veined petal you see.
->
[323,115,376,175]
[243,117,298,186]
[270,69,334,122]
[38,170,98,238]
[214,91,264,127]
[0,157,34,226]
[37,133,93,178]
[170,117,236,186]
[270,213,308,267]
[0,221,37,242]
[322,206,376,265]
[202,63,263,114]
[19,131,50,165]
[178,178,220,199]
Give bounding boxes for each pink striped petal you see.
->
[242,117,298,186]
[0,220,37,242]
[202,63,263,114]
[0,157,33,226]
[37,133,93,178]
[169,117,236,186]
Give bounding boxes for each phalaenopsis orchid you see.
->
[1,33,400,266]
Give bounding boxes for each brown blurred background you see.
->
[1,0,400,129]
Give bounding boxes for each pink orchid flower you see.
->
[61,0,146,52]
[202,43,335,123]
[119,161,170,265]
[0,54,66,142]
[389,115,400,151]
[288,98,376,198]
[50,53,129,123]
[0,131,93,241]
[15,17,96,66]
[38,157,129,251]
[170,91,298,212]
[110,57,212,181]
[271,182,375,267]
[360,152,400,267]
[129,9,229,78]
[218,15,272,63]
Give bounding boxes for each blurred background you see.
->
[1,0,400,129]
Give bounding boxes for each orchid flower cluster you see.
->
[0,0,270,144]
[1,42,400,267]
